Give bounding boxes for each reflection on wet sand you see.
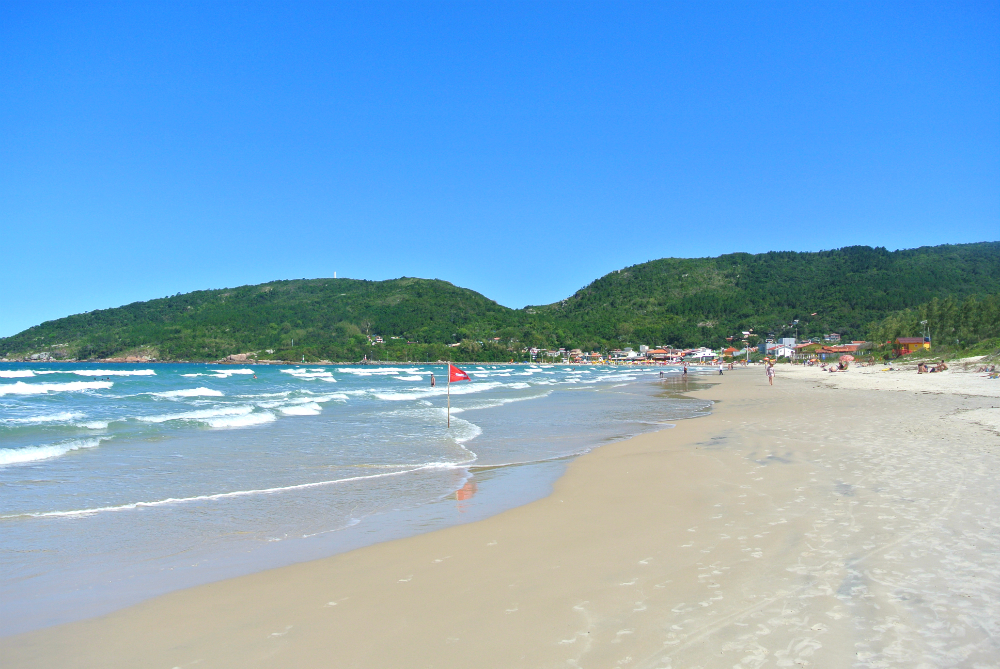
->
[456,478,478,512]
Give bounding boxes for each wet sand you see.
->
[4,368,999,667]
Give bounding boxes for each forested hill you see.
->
[0,278,523,362]
[534,242,1000,350]
[2,242,998,362]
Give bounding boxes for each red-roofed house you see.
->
[895,337,930,354]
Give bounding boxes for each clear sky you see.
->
[1,1,997,337]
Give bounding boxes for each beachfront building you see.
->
[823,333,842,343]
[609,348,640,362]
[894,337,931,354]
[820,342,870,355]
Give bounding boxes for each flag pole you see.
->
[447,361,451,428]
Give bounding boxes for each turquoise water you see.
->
[0,362,712,635]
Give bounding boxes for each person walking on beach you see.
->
[766,361,775,385]
[719,361,724,375]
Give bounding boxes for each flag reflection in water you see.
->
[456,478,478,512]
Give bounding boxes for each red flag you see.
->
[449,364,471,382]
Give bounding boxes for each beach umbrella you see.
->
[840,355,855,362]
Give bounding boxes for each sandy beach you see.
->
[4,364,999,668]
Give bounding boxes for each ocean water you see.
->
[0,362,713,635]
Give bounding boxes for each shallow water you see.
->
[0,362,713,635]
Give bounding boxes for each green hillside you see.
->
[2,242,998,362]
[0,278,525,362]
[537,242,1000,349]
[870,293,1000,354]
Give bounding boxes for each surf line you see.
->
[2,459,477,520]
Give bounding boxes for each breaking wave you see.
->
[1,412,86,424]
[0,437,111,466]
[151,388,225,398]
[0,381,113,396]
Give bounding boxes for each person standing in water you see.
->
[430,373,435,387]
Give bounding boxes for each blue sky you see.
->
[1,1,997,337]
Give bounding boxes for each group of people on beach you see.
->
[916,360,947,374]
[821,361,849,373]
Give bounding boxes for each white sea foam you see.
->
[138,405,276,429]
[395,375,423,381]
[152,388,225,398]
[460,391,553,412]
[279,403,322,416]
[337,367,415,376]
[310,393,348,402]
[6,460,476,518]
[210,368,256,378]
[583,373,639,383]
[0,381,112,396]
[371,381,504,402]
[32,369,154,377]
[0,437,110,466]
[138,405,254,424]
[0,370,35,378]
[280,369,337,381]
[203,412,276,428]
[80,421,110,430]
[448,415,482,444]
[258,393,347,409]
[3,412,86,424]
[68,369,156,377]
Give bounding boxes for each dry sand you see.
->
[4,367,1000,668]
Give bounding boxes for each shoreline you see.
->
[5,368,1000,666]
[0,366,712,637]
